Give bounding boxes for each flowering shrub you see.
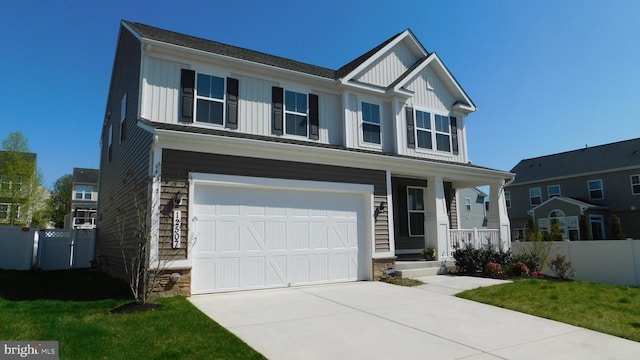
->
[531,271,543,277]
[485,262,503,277]
[510,261,530,277]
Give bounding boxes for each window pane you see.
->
[415,111,430,129]
[197,74,224,99]
[416,130,432,149]
[408,188,424,210]
[196,99,223,124]
[435,115,449,132]
[409,213,424,236]
[588,180,601,190]
[436,133,450,151]
[285,114,308,136]
[362,102,380,124]
[362,123,381,144]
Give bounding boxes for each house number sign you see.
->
[173,210,181,248]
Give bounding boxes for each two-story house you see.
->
[96,21,513,295]
[506,138,640,241]
[0,150,37,226]
[457,187,489,230]
[65,168,99,229]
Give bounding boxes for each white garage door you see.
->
[191,178,367,294]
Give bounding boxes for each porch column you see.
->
[426,175,450,260]
[487,180,511,251]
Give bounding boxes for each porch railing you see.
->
[448,228,505,255]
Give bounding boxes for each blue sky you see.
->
[1,0,639,188]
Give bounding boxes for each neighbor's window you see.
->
[285,90,308,136]
[120,93,127,142]
[529,187,542,205]
[465,198,471,211]
[415,110,432,149]
[1,176,11,191]
[407,187,425,236]
[631,175,640,195]
[505,191,511,208]
[196,73,225,125]
[75,185,94,200]
[588,179,604,200]
[0,203,9,220]
[548,184,561,198]
[434,114,451,152]
[513,228,524,241]
[361,102,381,144]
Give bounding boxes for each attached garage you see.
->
[190,174,373,294]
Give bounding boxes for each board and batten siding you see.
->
[345,93,393,153]
[141,56,183,123]
[96,25,154,282]
[354,40,419,87]
[161,149,391,253]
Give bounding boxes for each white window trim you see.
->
[589,214,605,239]
[0,203,10,220]
[588,179,604,200]
[75,185,94,200]
[194,72,226,127]
[529,187,542,206]
[631,174,640,195]
[283,89,309,139]
[407,186,426,237]
[505,191,511,208]
[433,113,452,153]
[359,100,382,149]
[547,184,561,198]
[465,198,471,212]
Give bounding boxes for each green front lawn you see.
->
[0,270,265,359]
[457,277,640,342]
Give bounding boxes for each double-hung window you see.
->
[434,114,451,152]
[588,179,604,200]
[75,185,93,200]
[196,73,225,125]
[505,191,511,208]
[415,110,432,149]
[285,90,308,136]
[631,175,640,195]
[0,176,10,191]
[0,203,9,220]
[529,187,542,205]
[548,185,561,198]
[407,187,425,236]
[361,102,381,144]
[465,198,472,211]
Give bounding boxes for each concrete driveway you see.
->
[189,276,640,359]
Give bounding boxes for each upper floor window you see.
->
[285,90,308,137]
[75,185,94,200]
[196,73,225,125]
[548,185,561,198]
[465,198,471,211]
[361,102,381,144]
[588,179,604,200]
[434,114,451,152]
[0,203,9,220]
[505,191,511,208]
[529,187,542,205]
[0,176,21,191]
[108,124,113,162]
[120,93,127,142]
[631,175,640,195]
[415,110,432,149]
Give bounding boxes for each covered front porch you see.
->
[389,172,511,262]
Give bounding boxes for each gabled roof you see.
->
[527,196,608,215]
[73,168,99,184]
[510,138,640,184]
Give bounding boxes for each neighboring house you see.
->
[65,168,99,229]
[0,150,37,226]
[457,187,488,229]
[96,21,512,295]
[506,138,640,241]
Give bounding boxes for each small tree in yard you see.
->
[518,218,552,272]
[579,214,592,240]
[608,213,626,240]
[114,169,186,305]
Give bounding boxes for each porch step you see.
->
[394,260,453,278]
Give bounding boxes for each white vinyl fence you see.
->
[512,240,640,287]
[0,227,95,271]
[0,227,37,270]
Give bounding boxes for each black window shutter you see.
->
[272,86,283,135]
[406,107,415,148]
[309,93,319,140]
[180,69,195,123]
[226,77,239,129]
[450,116,459,155]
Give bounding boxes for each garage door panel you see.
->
[192,182,365,293]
